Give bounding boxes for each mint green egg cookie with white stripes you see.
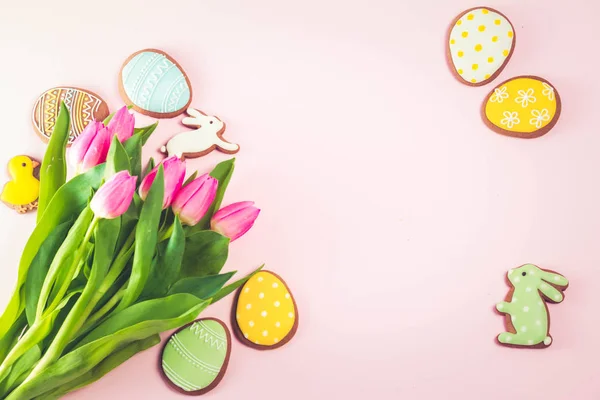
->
[161,318,231,395]
[119,49,192,118]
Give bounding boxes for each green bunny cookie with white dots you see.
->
[496,264,568,348]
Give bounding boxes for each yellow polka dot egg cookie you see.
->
[447,7,515,86]
[483,76,561,139]
[234,271,298,349]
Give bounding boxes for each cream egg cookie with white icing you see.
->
[447,7,515,86]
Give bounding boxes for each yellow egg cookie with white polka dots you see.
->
[447,7,515,86]
[233,271,298,349]
[482,76,562,139]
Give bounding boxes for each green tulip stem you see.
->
[38,217,100,320]
[78,281,127,338]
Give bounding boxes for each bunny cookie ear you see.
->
[186,108,205,118]
[540,270,568,288]
[538,271,568,303]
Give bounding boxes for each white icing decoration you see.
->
[542,82,555,101]
[500,111,520,128]
[161,108,240,158]
[529,109,550,128]
[515,88,537,107]
[448,8,515,84]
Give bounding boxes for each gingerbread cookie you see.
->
[232,271,298,350]
[1,155,40,214]
[32,87,109,145]
[161,318,231,395]
[119,49,192,118]
[495,264,569,348]
[482,76,561,139]
[447,7,515,86]
[160,108,240,159]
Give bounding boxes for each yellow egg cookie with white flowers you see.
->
[447,7,515,86]
[482,76,561,139]
[233,271,298,350]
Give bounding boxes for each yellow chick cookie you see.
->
[1,155,40,213]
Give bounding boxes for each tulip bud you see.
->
[210,201,260,242]
[139,156,186,209]
[107,106,135,142]
[172,174,218,226]
[90,170,137,219]
[68,121,112,174]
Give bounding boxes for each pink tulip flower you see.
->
[210,201,260,242]
[139,156,186,209]
[107,106,135,142]
[90,170,137,219]
[69,121,112,174]
[172,174,218,226]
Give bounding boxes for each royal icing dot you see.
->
[484,77,561,138]
[447,7,515,85]
[496,264,568,347]
[246,304,252,310]
[235,271,298,347]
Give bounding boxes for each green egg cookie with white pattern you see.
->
[495,264,569,348]
[161,318,231,395]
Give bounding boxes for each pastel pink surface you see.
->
[0,0,598,399]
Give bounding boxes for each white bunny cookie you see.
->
[161,108,240,159]
[495,264,569,348]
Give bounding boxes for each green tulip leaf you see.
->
[143,157,155,177]
[134,122,158,145]
[0,345,41,396]
[183,171,198,186]
[24,221,72,326]
[0,165,104,339]
[35,335,160,399]
[37,102,70,222]
[123,134,143,179]
[5,295,209,400]
[141,216,185,300]
[180,231,230,278]
[117,167,164,311]
[168,271,235,300]
[211,264,264,303]
[104,136,130,178]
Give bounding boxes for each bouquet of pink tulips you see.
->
[0,104,260,399]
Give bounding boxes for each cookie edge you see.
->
[31,86,110,146]
[118,48,193,119]
[445,6,517,87]
[495,265,569,349]
[481,75,562,139]
[231,270,299,351]
[159,317,232,396]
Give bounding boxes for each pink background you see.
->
[0,0,599,398]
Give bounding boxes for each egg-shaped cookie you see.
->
[447,7,515,86]
[119,49,192,118]
[161,318,231,395]
[233,271,298,349]
[482,76,561,139]
[32,87,109,145]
